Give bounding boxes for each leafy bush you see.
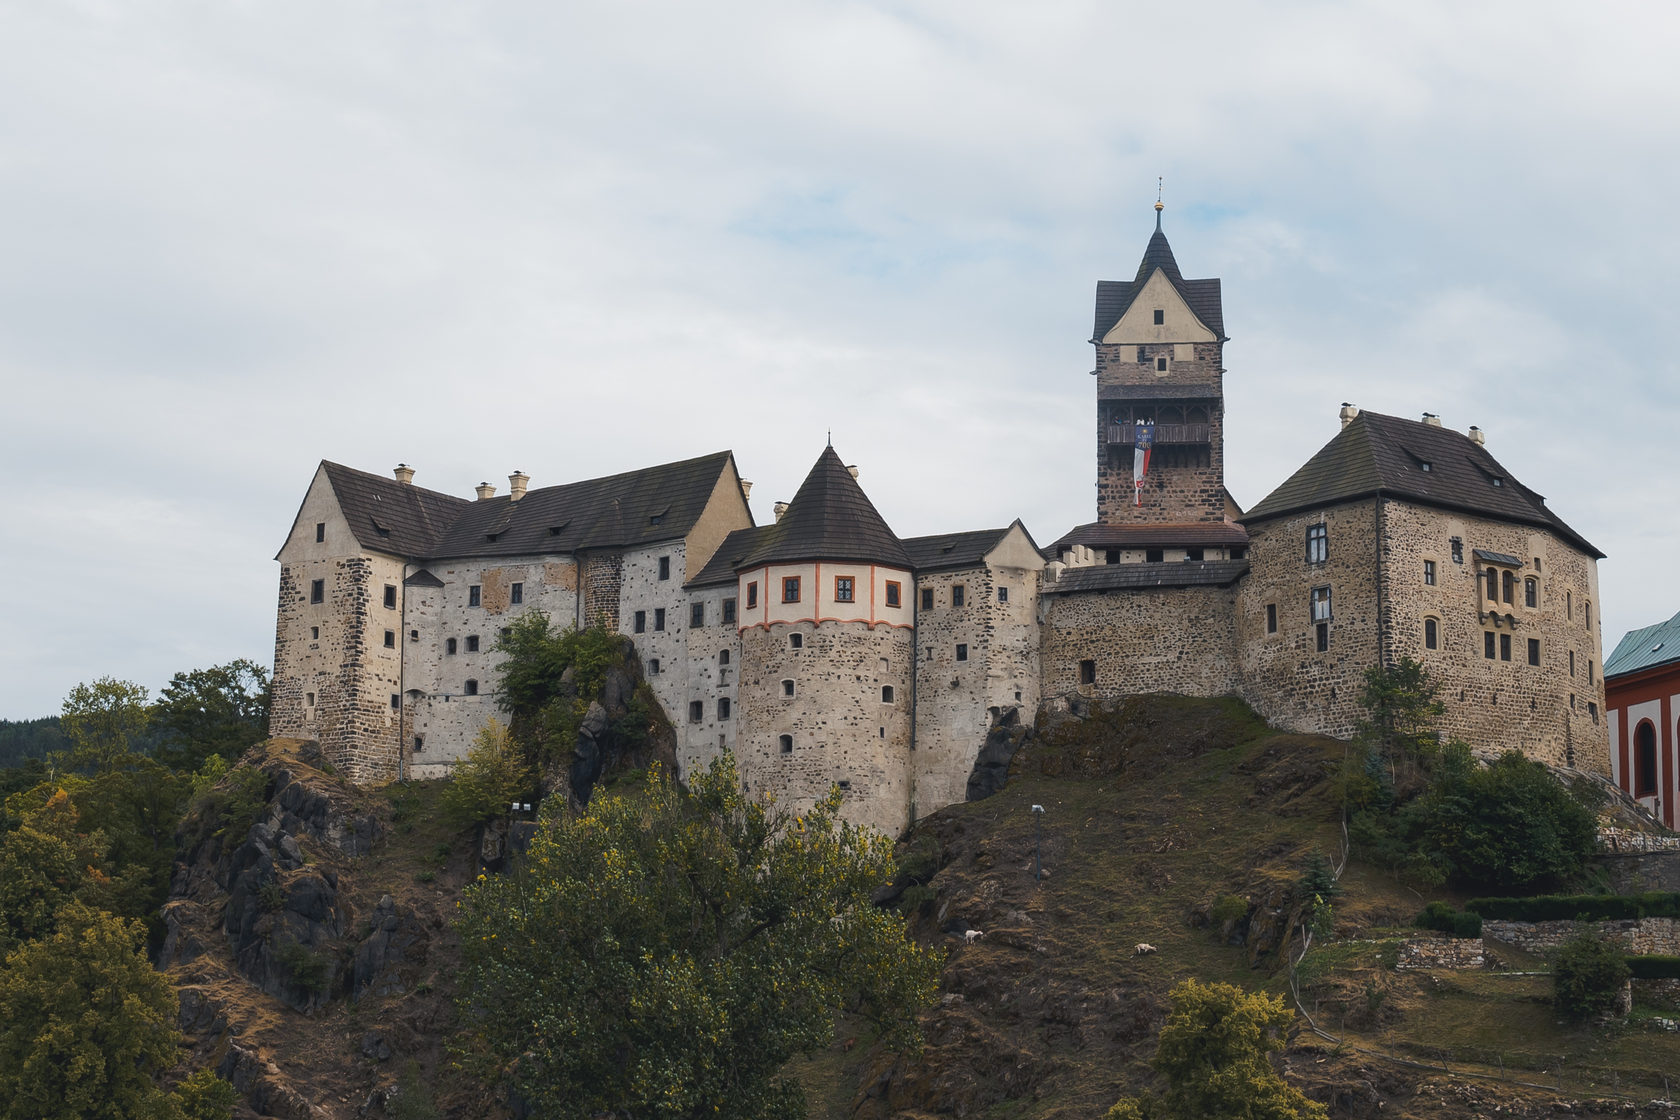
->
[1210,894,1249,925]
[1466,892,1680,922]
[1414,901,1481,939]
[439,718,534,830]
[183,765,271,857]
[1552,930,1629,1020]
[274,937,331,995]
[495,615,630,764]
[1625,955,1680,980]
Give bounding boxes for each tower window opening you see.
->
[1153,308,1164,325]
[1156,356,1168,372]
[779,734,793,754]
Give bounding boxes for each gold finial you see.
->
[1155,176,1164,212]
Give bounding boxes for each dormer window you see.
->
[1419,461,1432,472]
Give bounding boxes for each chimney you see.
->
[740,480,753,501]
[773,501,790,522]
[1468,426,1486,447]
[393,463,415,485]
[1422,412,1443,427]
[475,482,496,501]
[1339,403,1359,429]
[847,465,859,480]
[508,470,530,502]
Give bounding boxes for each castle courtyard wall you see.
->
[1041,582,1241,700]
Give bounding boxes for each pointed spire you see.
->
[1155,176,1164,231]
[738,446,912,569]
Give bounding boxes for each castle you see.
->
[271,208,1611,835]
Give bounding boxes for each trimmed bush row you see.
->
[1465,892,1680,922]
[1626,955,1680,980]
[1414,901,1483,939]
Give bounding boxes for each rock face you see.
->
[561,652,676,808]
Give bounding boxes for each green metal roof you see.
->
[1605,609,1680,680]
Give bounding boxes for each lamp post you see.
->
[1031,804,1044,882]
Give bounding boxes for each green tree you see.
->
[0,901,234,1120]
[151,660,271,772]
[1107,979,1327,1120]
[439,718,534,829]
[57,677,151,773]
[1353,658,1445,799]
[455,754,940,1120]
[0,790,112,953]
[494,614,626,764]
[1552,929,1630,1021]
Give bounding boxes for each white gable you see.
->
[1102,269,1216,345]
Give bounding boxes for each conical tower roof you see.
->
[1092,207,1224,342]
[737,446,913,569]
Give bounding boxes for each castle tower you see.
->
[1092,203,1229,525]
[732,447,916,836]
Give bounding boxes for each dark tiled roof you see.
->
[1092,224,1225,343]
[734,447,913,570]
[901,527,1013,572]
[426,452,738,560]
[1048,521,1249,555]
[403,568,446,587]
[1097,383,1221,401]
[320,462,470,557]
[1606,609,1680,680]
[1043,559,1249,594]
[687,526,773,588]
[1242,413,1602,558]
[1472,548,1523,567]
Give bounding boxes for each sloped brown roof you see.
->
[687,525,773,589]
[1042,559,1249,594]
[1092,221,1225,343]
[901,527,1014,573]
[727,447,913,571]
[320,462,469,557]
[1048,521,1249,556]
[1241,412,1602,557]
[427,452,738,560]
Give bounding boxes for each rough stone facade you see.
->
[1042,584,1241,700]
[1483,917,1680,957]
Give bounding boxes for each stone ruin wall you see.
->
[1040,582,1241,701]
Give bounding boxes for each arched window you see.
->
[881,685,895,703]
[790,633,803,650]
[781,679,795,697]
[1424,618,1439,650]
[1502,570,1514,604]
[1484,569,1498,601]
[1524,577,1538,608]
[718,649,730,665]
[778,734,793,754]
[1635,720,1658,797]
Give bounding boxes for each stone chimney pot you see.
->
[1468,426,1485,446]
[508,470,530,501]
[740,480,753,501]
[1339,403,1359,429]
[773,501,790,522]
[475,482,496,501]
[847,465,859,480]
[1422,412,1443,427]
[393,463,415,485]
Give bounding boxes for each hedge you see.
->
[1414,901,1483,939]
[1465,892,1680,922]
[1626,955,1680,980]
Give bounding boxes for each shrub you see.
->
[274,937,331,995]
[1210,894,1249,925]
[1467,893,1680,923]
[1626,955,1680,980]
[439,718,534,830]
[1414,901,1482,939]
[1552,931,1630,1020]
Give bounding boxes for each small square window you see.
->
[390,693,400,710]
[885,582,901,608]
[782,577,801,604]
[1153,308,1164,325]
[1527,638,1540,666]
[446,637,458,655]
[689,700,704,723]
[779,734,793,754]
[997,586,1008,603]
[921,588,934,610]
[835,576,855,603]
[500,627,511,639]
[658,556,671,581]
[691,602,705,628]
[468,585,481,607]
[1423,560,1435,586]
[717,698,731,721]
[510,582,523,605]
[782,679,795,697]
[310,579,325,604]
[790,633,803,650]
[649,658,660,675]
[1484,632,1496,659]
[882,685,895,703]
[464,679,479,696]
[952,585,966,608]
[956,643,968,662]
[315,522,325,543]
[1155,356,1168,372]
[1079,659,1096,686]
[654,608,665,631]
[746,582,758,609]
[722,597,737,624]
[383,584,397,609]
[1145,548,1164,563]
[466,635,480,652]
[384,630,395,648]
[634,611,646,634]
[1266,604,1277,634]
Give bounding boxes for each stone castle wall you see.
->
[675,583,742,779]
[1041,582,1242,699]
[1095,338,1225,524]
[580,553,623,630]
[737,620,914,836]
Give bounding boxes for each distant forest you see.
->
[0,717,66,768]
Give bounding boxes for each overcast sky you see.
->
[2,1,1676,718]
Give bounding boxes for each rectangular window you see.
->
[315,522,325,543]
[1156,356,1168,372]
[468,585,482,607]
[413,736,424,753]
[1425,618,1439,650]
[446,637,457,655]
[384,630,395,648]
[1423,560,1435,586]
[885,582,901,608]
[1588,660,1595,684]
[1500,634,1512,661]
[1309,586,1332,623]
[1528,638,1541,666]
[654,608,665,631]
[782,577,800,604]
[956,643,968,662]
[688,700,703,723]
[921,587,934,610]
[1502,570,1514,604]
[306,692,315,706]
[311,626,319,640]
[717,698,731,721]
[634,610,646,634]
[1569,650,1576,676]
[1484,569,1498,602]
[1524,578,1537,608]
[310,579,325,604]
[658,556,671,581]
[1484,631,1496,659]
[466,635,479,652]
[1266,604,1277,634]
[746,582,758,609]
[1315,622,1329,652]
[997,586,1008,603]
[1153,308,1165,325]
[722,597,737,624]
[1306,523,1328,564]
[1079,659,1096,686]
[464,679,479,696]
[410,629,418,641]
[510,582,523,605]
[952,585,966,608]
[835,576,855,603]
[1145,548,1164,563]
[649,658,660,675]
[1136,345,1148,365]
[691,602,705,628]
[1185,548,1204,562]
[383,584,397,609]
[390,693,400,710]
[1451,538,1464,564]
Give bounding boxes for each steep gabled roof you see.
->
[320,462,469,557]
[901,527,1015,573]
[1605,609,1680,681]
[1043,559,1249,594]
[1048,521,1249,557]
[427,452,737,560]
[687,525,774,588]
[1092,221,1225,343]
[731,447,913,570]
[1241,412,1602,558]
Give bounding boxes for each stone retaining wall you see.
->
[1396,935,1486,970]
[1482,916,1680,957]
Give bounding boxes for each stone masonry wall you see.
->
[1040,582,1241,699]
[737,621,914,837]
[675,583,742,781]
[913,567,996,819]
[1094,338,1225,524]
[581,553,623,630]
[1483,917,1680,957]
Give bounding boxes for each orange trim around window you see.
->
[782,575,801,604]
[834,574,856,603]
[884,579,900,609]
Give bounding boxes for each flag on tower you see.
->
[1133,422,1154,506]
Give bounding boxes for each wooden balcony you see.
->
[1106,423,1211,447]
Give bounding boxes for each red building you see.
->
[1605,609,1680,828]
